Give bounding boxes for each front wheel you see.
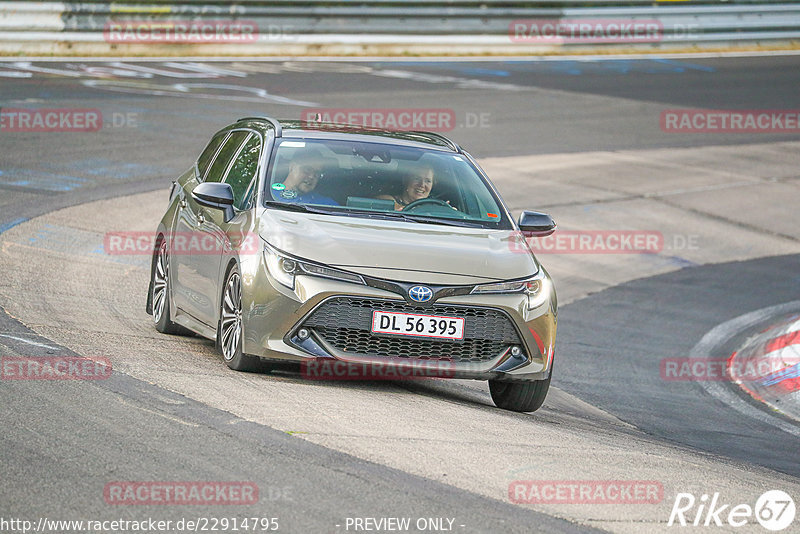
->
[218,264,263,372]
[489,376,551,413]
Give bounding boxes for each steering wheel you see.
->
[402,198,453,212]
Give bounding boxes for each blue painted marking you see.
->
[0,217,28,235]
[458,67,511,77]
[1,160,159,193]
[1,169,87,192]
[760,363,800,386]
[543,61,584,76]
[28,224,55,243]
[595,60,636,74]
[83,162,150,179]
[500,58,715,76]
[659,255,699,268]
[651,59,716,72]
[13,223,137,264]
[52,159,160,180]
[370,62,510,77]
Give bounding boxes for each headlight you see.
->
[264,242,365,289]
[470,270,550,309]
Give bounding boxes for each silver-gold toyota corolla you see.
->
[146,117,557,412]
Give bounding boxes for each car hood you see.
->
[258,210,538,284]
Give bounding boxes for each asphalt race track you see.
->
[1,55,800,533]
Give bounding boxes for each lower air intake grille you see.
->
[300,297,523,364]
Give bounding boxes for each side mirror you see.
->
[518,211,556,237]
[192,182,235,222]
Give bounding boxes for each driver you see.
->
[275,150,338,206]
[377,162,435,211]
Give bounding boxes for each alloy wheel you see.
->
[152,240,169,324]
[220,271,242,361]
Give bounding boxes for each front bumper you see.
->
[239,252,556,382]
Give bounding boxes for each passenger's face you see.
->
[405,169,434,201]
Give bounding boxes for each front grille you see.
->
[300,297,523,364]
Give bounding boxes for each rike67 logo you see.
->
[668,490,795,531]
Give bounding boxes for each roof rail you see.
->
[408,131,461,153]
[237,116,282,137]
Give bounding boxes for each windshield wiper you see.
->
[358,211,483,228]
[395,213,484,228]
[264,201,339,214]
[355,211,431,224]
[265,202,485,227]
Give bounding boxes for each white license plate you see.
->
[371,310,465,340]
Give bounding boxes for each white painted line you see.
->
[0,70,31,77]
[759,345,800,368]
[6,50,800,63]
[116,397,200,427]
[786,319,800,334]
[81,79,319,106]
[0,333,61,351]
[0,2,66,12]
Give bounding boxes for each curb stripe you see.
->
[763,330,800,354]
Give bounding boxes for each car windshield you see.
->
[264,138,510,228]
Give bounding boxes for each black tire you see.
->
[218,263,263,372]
[151,239,185,335]
[489,371,551,413]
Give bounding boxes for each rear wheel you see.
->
[218,264,263,372]
[152,239,183,334]
[489,374,551,413]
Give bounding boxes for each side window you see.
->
[205,131,249,183]
[224,133,261,210]
[197,132,227,181]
